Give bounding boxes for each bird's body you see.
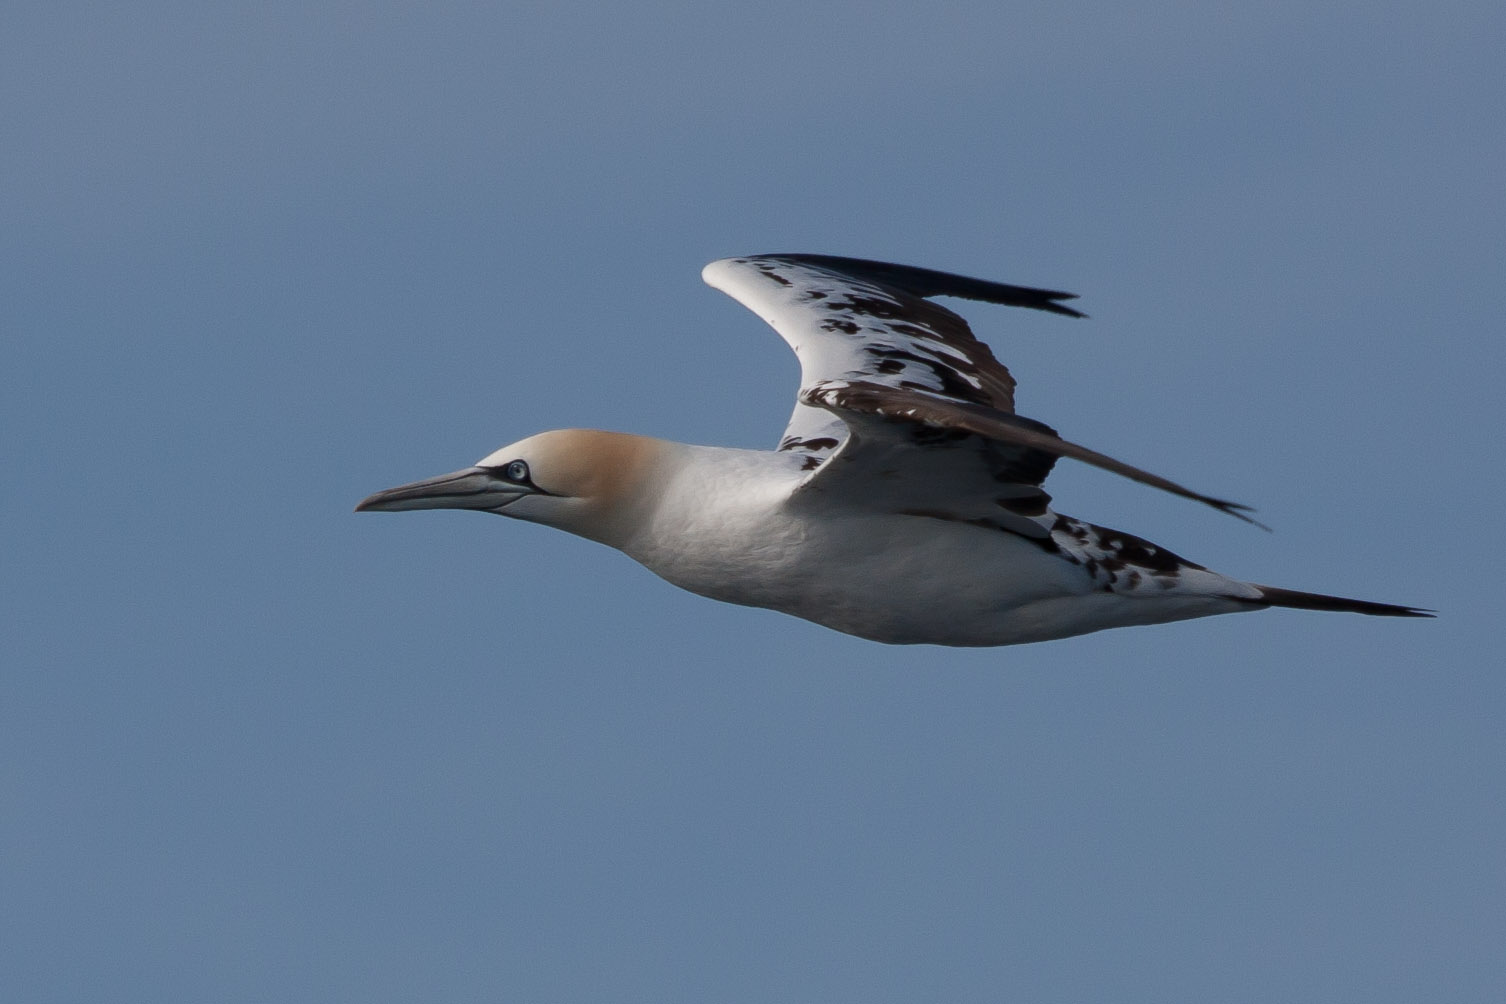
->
[565,435,1250,646]
[358,254,1428,646]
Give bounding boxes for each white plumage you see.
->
[357,254,1428,645]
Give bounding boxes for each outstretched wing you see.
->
[701,253,1258,527]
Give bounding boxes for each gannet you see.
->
[357,254,1429,646]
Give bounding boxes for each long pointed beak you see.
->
[355,467,527,513]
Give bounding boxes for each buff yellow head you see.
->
[356,429,670,546]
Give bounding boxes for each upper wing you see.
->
[701,253,1258,526]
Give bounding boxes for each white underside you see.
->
[613,446,1257,647]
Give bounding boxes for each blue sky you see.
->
[4,2,1502,1001]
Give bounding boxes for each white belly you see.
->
[628,506,1249,647]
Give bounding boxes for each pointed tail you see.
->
[1248,584,1434,618]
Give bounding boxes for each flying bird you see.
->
[357,254,1429,646]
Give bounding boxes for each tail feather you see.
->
[1249,584,1434,618]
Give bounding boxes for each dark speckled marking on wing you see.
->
[729,254,1032,415]
[1041,514,1203,593]
[895,506,1205,594]
[703,254,1079,488]
[810,287,1019,411]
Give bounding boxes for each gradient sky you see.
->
[4,3,1502,1002]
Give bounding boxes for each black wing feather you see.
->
[763,253,1087,318]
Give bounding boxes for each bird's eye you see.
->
[504,460,530,482]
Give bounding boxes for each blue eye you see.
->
[504,461,529,482]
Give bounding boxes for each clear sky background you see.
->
[4,3,1501,1002]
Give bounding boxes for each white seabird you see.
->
[357,253,1429,646]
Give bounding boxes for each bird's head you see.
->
[355,429,667,545]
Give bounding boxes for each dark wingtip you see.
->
[1041,297,1088,320]
[761,253,1090,320]
[1206,497,1273,533]
[1251,585,1436,618]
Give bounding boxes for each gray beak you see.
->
[355,467,528,513]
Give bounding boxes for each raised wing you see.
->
[702,253,1259,526]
